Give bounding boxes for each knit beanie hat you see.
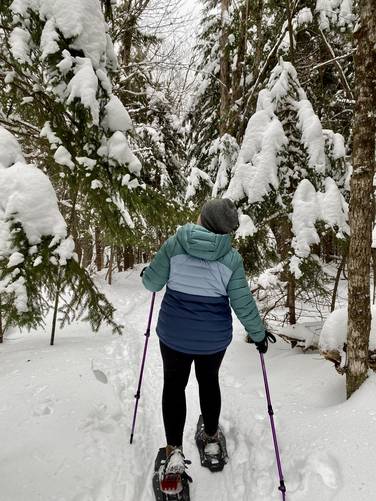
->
[200,198,239,235]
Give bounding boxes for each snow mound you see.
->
[320,307,376,351]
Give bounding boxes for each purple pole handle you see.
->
[259,352,286,500]
[130,292,156,444]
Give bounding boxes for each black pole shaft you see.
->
[129,292,156,444]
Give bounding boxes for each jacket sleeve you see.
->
[227,257,265,342]
[142,237,174,292]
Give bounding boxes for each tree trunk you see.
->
[124,247,135,270]
[95,227,103,271]
[50,268,62,346]
[116,246,123,272]
[219,0,231,136]
[0,296,3,344]
[285,0,295,64]
[372,247,376,304]
[346,0,376,398]
[271,217,296,324]
[107,247,114,285]
[81,236,93,269]
[230,0,248,135]
[331,252,347,312]
[287,271,296,324]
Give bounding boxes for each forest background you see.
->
[0,0,375,400]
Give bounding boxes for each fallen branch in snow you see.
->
[277,321,323,351]
[278,332,317,351]
[320,346,376,374]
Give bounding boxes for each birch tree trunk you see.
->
[219,0,231,136]
[346,0,376,398]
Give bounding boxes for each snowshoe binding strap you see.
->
[159,449,192,495]
[195,416,228,472]
[160,473,183,495]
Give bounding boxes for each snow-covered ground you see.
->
[1,267,375,501]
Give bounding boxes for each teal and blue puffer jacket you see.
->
[142,223,265,354]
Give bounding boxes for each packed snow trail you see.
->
[1,268,376,500]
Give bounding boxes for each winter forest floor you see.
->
[1,268,376,501]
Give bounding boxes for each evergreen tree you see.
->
[225,59,348,323]
[185,1,234,204]
[0,126,121,341]
[186,0,355,206]
[105,0,189,248]
[185,0,287,204]
[0,0,146,255]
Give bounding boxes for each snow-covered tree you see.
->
[184,1,223,203]
[0,0,145,255]
[106,0,189,249]
[185,0,288,205]
[186,0,355,210]
[287,1,355,142]
[0,126,121,342]
[225,59,349,323]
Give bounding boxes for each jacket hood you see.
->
[176,223,232,261]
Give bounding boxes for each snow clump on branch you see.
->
[0,126,74,313]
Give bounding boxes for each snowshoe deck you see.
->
[195,415,228,472]
[153,448,191,501]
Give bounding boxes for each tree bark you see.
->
[107,247,114,285]
[285,0,295,64]
[0,296,3,344]
[346,0,376,398]
[116,246,123,272]
[95,227,103,271]
[372,247,376,304]
[50,268,62,346]
[219,0,231,136]
[271,217,296,324]
[230,0,248,133]
[331,252,347,312]
[81,236,93,269]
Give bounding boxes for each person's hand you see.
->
[254,330,276,354]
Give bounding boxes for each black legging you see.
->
[160,341,226,447]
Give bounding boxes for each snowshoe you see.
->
[153,447,192,501]
[195,415,228,472]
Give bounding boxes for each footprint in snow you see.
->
[306,451,340,489]
[33,401,54,416]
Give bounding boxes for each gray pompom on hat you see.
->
[200,198,239,235]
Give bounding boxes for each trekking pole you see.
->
[130,292,156,444]
[259,352,286,500]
